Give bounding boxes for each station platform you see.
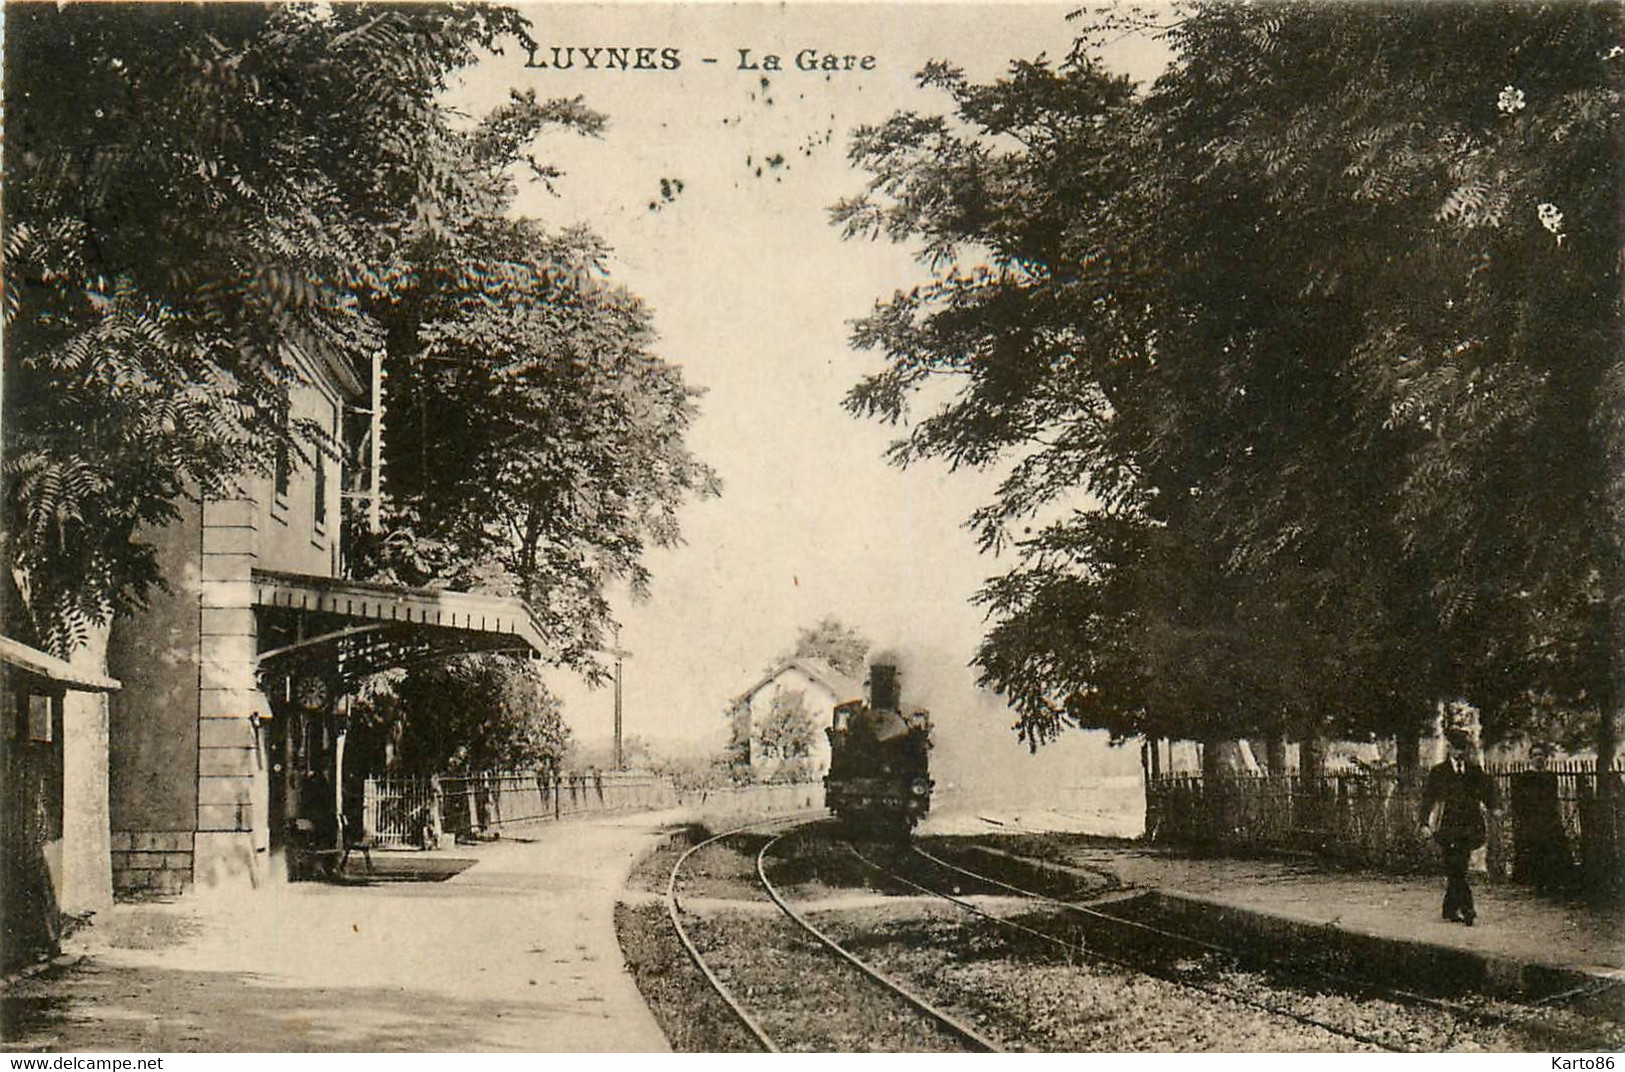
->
[1036,837,1625,1009]
[3,811,687,1052]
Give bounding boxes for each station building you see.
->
[103,345,545,895]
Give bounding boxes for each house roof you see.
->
[0,636,122,692]
[252,568,548,685]
[738,656,864,707]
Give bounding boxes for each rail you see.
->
[665,819,793,1052]
[902,842,1622,1050]
[847,841,1406,1052]
[758,829,1003,1052]
[663,818,1000,1052]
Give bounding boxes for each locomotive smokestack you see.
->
[870,662,900,712]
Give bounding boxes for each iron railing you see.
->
[362,770,678,848]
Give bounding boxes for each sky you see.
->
[448,4,1172,792]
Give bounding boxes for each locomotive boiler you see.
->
[824,663,933,836]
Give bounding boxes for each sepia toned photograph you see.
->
[1,0,1621,1055]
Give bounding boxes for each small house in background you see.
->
[1,636,120,968]
[735,658,864,782]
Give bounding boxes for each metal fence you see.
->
[1145,760,1625,898]
[362,770,679,848]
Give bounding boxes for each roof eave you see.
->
[0,636,122,692]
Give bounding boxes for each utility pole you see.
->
[609,626,632,771]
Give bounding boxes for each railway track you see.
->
[850,839,1621,1053]
[848,839,1411,1052]
[652,823,1621,1051]
[664,818,1002,1052]
[663,819,785,1051]
[922,842,1625,1046]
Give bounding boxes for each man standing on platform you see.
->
[1420,706,1500,926]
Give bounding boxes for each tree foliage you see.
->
[4,3,718,685]
[3,3,526,653]
[781,616,872,679]
[757,688,818,758]
[836,3,1622,753]
[722,699,754,780]
[362,654,569,776]
[357,218,720,674]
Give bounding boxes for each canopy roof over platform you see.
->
[252,568,548,686]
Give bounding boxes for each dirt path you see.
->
[3,812,686,1052]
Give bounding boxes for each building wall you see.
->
[194,493,266,890]
[107,499,202,895]
[745,668,838,780]
[263,377,344,578]
[107,354,349,895]
[60,672,113,912]
[4,658,121,954]
[194,369,346,889]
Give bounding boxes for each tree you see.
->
[356,217,720,675]
[835,46,1327,752]
[3,3,532,655]
[568,733,654,771]
[5,4,720,703]
[835,3,1621,759]
[721,699,754,781]
[344,653,568,834]
[754,689,819,783]
[1133,1,1622,758]
[377,654,570,776]
[781,616,871,678]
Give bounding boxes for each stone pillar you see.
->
[194,496,265,889]
[59,693,112,914]
[60,627,113,914]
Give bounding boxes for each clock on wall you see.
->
[295,675,330,712]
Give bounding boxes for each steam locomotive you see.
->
[824,663,933,837]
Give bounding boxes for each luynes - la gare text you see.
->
[524,45,877,73]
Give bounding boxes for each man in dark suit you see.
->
[1420,728,1500,925]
